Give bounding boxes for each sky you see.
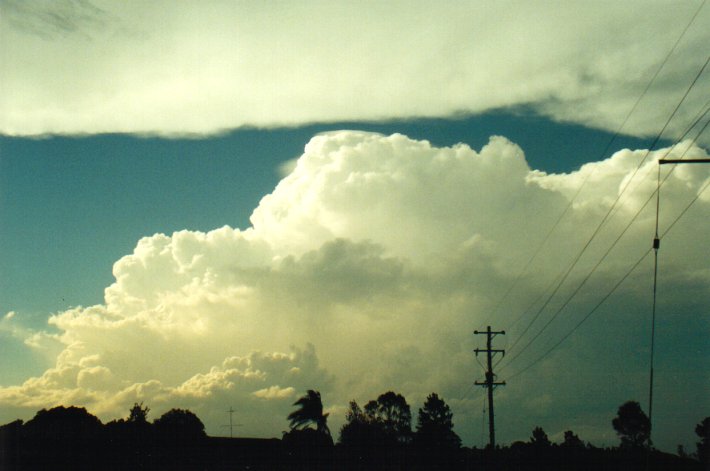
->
[0,0,709,453]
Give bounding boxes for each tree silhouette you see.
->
[338,400,387,449]
[530,426,551,447]
[288,389,331,436]
[23,405,102,440]
[104,403,153,469]
[364,391,412,444]
[696,417,710,466]
[128,402,150,424]
[561,430,584,449]
[284,390,333,469]
[338,394,412,468]
[153,408,205,440]
[339,401,369,445]
[415,393,461,450]
[612,401,650,449]
[21,406,103,469]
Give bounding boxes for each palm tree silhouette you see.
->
[288,390,331,436]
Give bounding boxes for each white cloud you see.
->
[0,132,708,450]
[253,386,296,400]
[1,1,708,141]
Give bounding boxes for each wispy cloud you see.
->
[2,0,109,40]
[1,2,707,140]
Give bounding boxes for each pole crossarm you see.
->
[474,329,506,335]
[659,158,710,164]
[474,348,505,354]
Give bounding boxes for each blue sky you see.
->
[0,0,708,453]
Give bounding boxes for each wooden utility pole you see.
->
[474,326,506,449]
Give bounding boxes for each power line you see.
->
[604,103,710,226]
[476,1,707,330]
[495,117,707,374]
[500,112,710,371]
[504,249,653,382]
[501,104,709,363]
[464,7,709,437]
[502,118,709,373]
[499,57,710,369]
[503,171,710,381]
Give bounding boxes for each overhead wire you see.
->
[504,102,706,337]
[498,108,710,370]
[503,249,653,382]
[500,112,710,371]
[464,4,708,424]
[498,56,710,369]
[502,130,710,381]
[604,98,710,225]
[505,270,565,332]
[475,0,707,331]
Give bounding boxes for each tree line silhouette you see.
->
[1,392,708,470]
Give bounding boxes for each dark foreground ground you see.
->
[0,424,704,471]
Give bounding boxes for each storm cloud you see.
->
[1,132,707,449]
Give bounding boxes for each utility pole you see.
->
[474,326,506,449]
[648,157,710,448]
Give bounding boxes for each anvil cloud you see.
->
[1,1,708,141]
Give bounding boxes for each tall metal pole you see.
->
[474,326,506,449]
[650,158,710,448]
[648,159,710,449]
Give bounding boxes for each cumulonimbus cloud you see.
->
[1,132,708,449]
[1,1,708,141]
